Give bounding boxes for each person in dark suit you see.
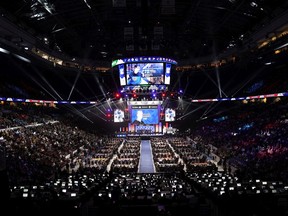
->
[132,110,145,125]
[127,64,150,85]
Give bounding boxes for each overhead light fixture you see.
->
[37,0,55,14]
[265,62,273,65]
[29,0,55,20]
[250,2,258,7]
[274,42,288,50]
[83,0,91,9]
[51,28,66,33]
[30,12,46,20]
[13,54,31,63]
[0,47,10,54]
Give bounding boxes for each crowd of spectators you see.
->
[110,138,140,173]
[167,136,216,172]
[0,97,288,215]
[187,98,288,182]
[151,137,184,173]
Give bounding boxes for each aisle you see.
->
[138,140,155,173]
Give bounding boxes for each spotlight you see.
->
[115,93,120,98]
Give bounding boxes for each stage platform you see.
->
[115,132,164,137]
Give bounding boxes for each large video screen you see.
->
[164,63,171,85]
[126,63,164,85]
[118,64,126,86]
[130,105,159,125]
[114,109,125,122]
[165,108,176,122]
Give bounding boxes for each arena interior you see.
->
[0,1,288,216]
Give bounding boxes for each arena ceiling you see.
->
[1,0,287,63]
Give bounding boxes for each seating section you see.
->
[0,98,288,215]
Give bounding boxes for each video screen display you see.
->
[114,109,125,122]
[130,105,159,125]
[126,63,164,85]
[165,108,176,122]
[164,63,171,85]
[118,64,126,86]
